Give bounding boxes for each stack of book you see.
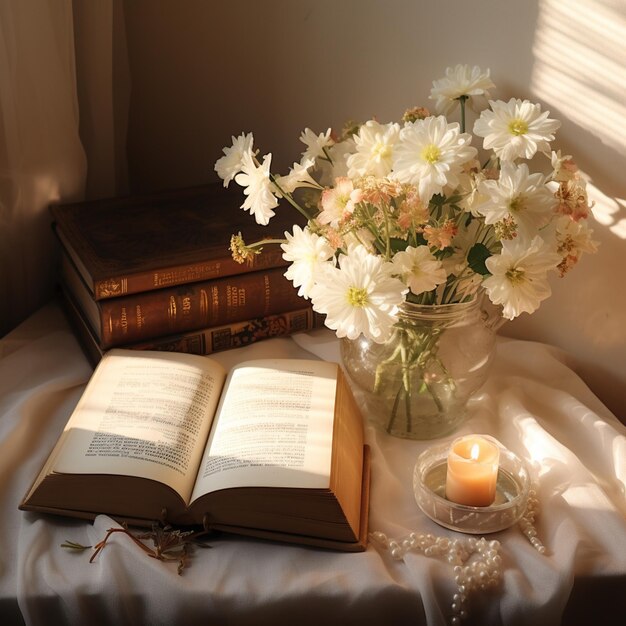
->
[52,184,322,365]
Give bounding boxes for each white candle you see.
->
[445,435,500,506]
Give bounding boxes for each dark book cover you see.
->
[50,183,307,300]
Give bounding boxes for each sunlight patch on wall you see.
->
[586,183,626,239]
[531,0,626,155]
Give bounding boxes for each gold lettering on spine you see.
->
[208,287,217,320]
[264,274,271,310]
[200,289,209,315]
[120,307,128,335]
[135,305,144,330]
[152,262,224,288]
[168,297,177,321]
[182,296,191,316]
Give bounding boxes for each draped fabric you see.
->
[1,303,625,626]
[0,0,129,338]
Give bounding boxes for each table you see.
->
[1,300,625,625]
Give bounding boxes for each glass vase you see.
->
[340,295,501,440]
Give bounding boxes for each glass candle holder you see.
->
[413,438,530,534]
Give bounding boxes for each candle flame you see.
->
[470,443,480,460]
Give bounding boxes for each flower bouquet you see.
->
[214,64,598,439]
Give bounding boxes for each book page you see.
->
[190,359,337,503]
[54,350,226,502]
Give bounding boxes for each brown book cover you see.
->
[50,183,306,300]
[20,350,369,552]
[58,284,325,367]
[61,253,308,349]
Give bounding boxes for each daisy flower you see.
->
[473,98,561,161]
[214,132,254,187]
[430,64,495,115]
[391,246,447,296]
[347,121,401,178]
[274,157,319,194]
[475,162,556,238]
[300,127,333,162]
[309,245,407,343]
[315,136,356,187]
[391,116,477,203]
[234,152,279,225]
[318,177,364,228]
[456,169,490,217]
[483,235,561,319]
[280,225,335,299]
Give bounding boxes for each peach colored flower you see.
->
[424,219,458,250]
[318,177,363,228]
[358,176,403,206]
[397,190,429,231]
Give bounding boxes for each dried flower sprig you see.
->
[62,523,212,575]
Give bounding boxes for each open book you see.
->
[20,350,369,552]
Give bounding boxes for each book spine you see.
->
[127,307,324,355]
[96,267,307,349]
[93,245,287,300]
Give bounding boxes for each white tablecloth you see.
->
[1,300,624,626]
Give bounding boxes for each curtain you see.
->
[0,0,129,338]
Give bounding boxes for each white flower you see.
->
[391,116,477,203]
[555,215,598,255]
[214,132,254,187]
[347,121,401,178]
[342,227,377,254]
[300,127,333,162]
[552,215,599,276]
[430,64,495,115]
[549,150,578,182]
[234,152,279,225]
[473,98,561,161]
[274,157,319,194]
[316,136,356,187]
[483,236,561,319]
[318,177,363,228]
[391,246,447,296]
[309,245,408,343]
[475,162,556,237]
[281,225,335,299]
[456,168,490,217]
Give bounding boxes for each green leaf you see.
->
[445,194,463,205]
[389,238,409,253]
[467,243,492,276]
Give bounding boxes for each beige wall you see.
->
[122,0,626,419]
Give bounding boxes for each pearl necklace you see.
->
[370,486,545,624]
[519,488,546,554]
[370,531,502,625]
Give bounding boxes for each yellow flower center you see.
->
[338,193,350,208]
[508,119,529,136]
[346,286,369,307]
[508,195,524,212]
[373,142,391,160]
[421,144,441,164]
[506,267,526,284]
